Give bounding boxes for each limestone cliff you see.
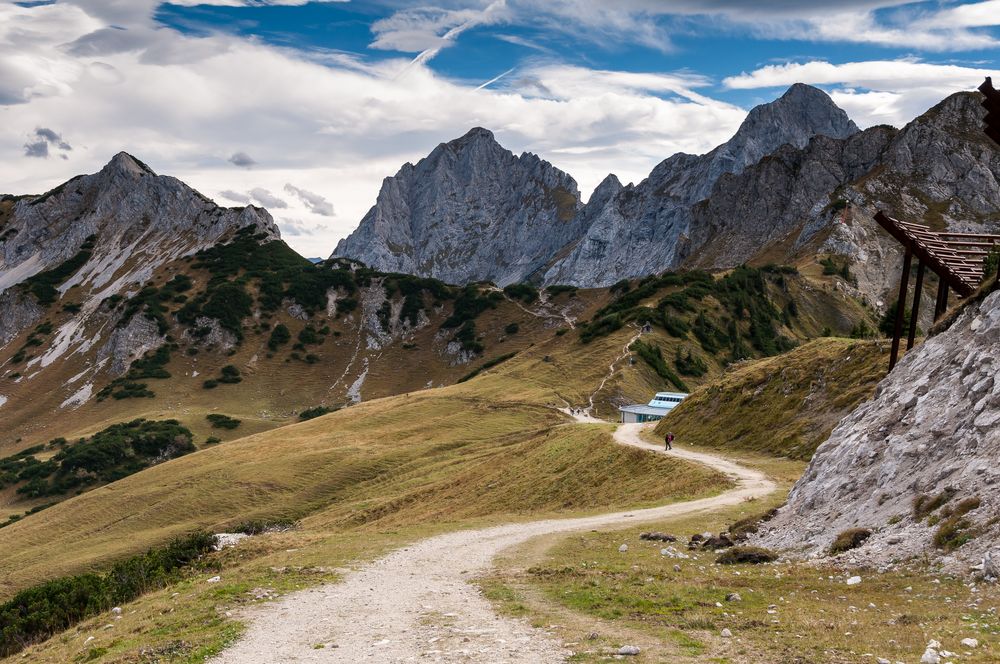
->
[331,128,583,286]
[756,286,1000,573]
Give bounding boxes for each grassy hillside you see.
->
[0,324,731,599]
[654,338,889,459]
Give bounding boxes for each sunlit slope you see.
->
[655,338,889,459]
[0,326,729,598]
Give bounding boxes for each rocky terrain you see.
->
[756,283,1000,574]
[332,127,584,287]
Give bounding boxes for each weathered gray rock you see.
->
[756,288,1000,570]
[542,83,860,286]
[332,128,583,286]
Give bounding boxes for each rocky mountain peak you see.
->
[332,129,583,286]
[101,152,155,179]
[715,83,859,179]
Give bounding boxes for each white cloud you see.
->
[724,59,994,126]
[2,0,992,259]
[284,183,335,217]
[0,1,755,256]
[249,187,288,209]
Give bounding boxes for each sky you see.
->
[1,1,998,257]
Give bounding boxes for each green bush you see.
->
[233,518,295,535]
[299,406,337,421]
[502,283,538,303]
[674,347,708,377]
[1,420,193,499]
[206,414,241,430]
[268,323,291,350]
[504,322,520,335]
[0,532,214,657]
[22,235,97,305]
[716,546,778,565]
[631,340,688,392]
[457,352,517,383]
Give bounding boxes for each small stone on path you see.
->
[617,645,640,655]
[846,576,862,586]
[720,628,733,638]
[618,544,629,553]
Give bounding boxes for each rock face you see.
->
[0,153,278,351]
[332,127,583,286]
[538,83,860,286]
[684,91,1000,307]
[335,85,860,287]
[756,287,1000,570]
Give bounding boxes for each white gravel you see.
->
[212,423,774,663]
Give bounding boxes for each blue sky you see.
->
[1,0,999,255]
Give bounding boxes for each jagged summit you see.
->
[332,128,584,286]
[1,154,279,313]
[101,152,156,178]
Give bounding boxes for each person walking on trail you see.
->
[665,432,674,451]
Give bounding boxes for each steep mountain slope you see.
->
[683,91,1000,306]
[543,83,860,286]
[0,153,276,346]
[331,127,584,286]
[654,338,888,460]
[756,283,1000,570]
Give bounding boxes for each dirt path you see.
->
[585,328,642,415]
[212,423,775,663]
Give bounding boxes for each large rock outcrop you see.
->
[331,127,584,286]
[756,287,1000,571]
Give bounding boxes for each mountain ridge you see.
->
[333,83,864,287]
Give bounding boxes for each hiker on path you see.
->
[665,432,674,451]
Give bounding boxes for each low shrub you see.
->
[716,546,778,565]
[727,507,779,541]
[630,339,689,392]
[233,518,295,535]
[913,488,958,520]
[934,516,978,551]
[299,406,337,421]
[0,532,214,657]
[504,322,520,335]
[206,414,241,430]
[457,352,517,383]
[829,528,872,554]
[268,323,291,351]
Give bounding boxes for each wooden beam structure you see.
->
[874,211,1000,370]
[980,76,1000,147]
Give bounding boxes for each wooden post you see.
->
[907,260,925,350]
[889,248,912,371]
[934,279,949,320]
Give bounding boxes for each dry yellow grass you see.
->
[0,326,729,599]
[655,337,889,459]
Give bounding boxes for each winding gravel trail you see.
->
[213,423,774,663]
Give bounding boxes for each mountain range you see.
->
[333,84,1000,301]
